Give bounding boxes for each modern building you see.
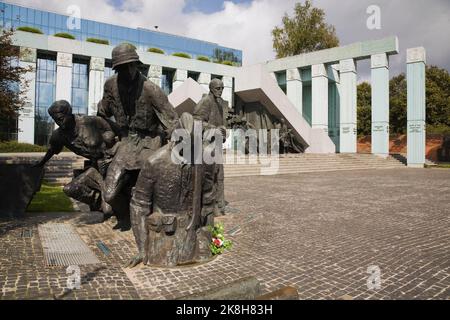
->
[0,1,241,145]
[1,2,426,167]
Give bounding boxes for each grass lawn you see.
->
[27,183,74,212]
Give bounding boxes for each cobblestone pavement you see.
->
[1,168,449,300]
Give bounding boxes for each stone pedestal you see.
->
[88,57,105,115]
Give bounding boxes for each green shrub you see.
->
[0,141,47,153]
[86,37,109,45]
[208,222,232,255]
[17,26,43,34]
[53,32,76,40]
[172,52,191,59]
[221,60,233,66]
[147,47,165,54]
[427,124,450,135]
[196,56,211,62]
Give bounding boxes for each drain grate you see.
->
[38,223,100,266]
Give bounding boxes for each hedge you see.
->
[221,60,233,66]
[17,26,43,34]
[148,47,165,54]
[86,37,109,45]
[172,52,191,59]
[0,141,47,153]
[197,56,211,62]
[53,32,76,40]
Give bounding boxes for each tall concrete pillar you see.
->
[18,47,37,144]
[339,59,357,153]
[88,57,105,115]
[286,68,302,116]
[222,76,233,107]
[55,52,73,102]
[371,53,390,157]
[148,65,162,87]
[327,64,341,151]
[311,63,328,133]
[198,72,211,92]
[173,69,187,90]
[406,47,426,168]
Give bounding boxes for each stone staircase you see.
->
[223,153,406,177]
[0,152,85,185]
[0,152,406,184]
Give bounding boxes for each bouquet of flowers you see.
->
[208,222,232,255]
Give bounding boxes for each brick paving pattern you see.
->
[1,168,449,299]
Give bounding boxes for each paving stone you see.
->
[0,169,449,299]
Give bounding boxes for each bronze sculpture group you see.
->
[35,43,228,267]
[35,43,304,267]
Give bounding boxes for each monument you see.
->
[127,113,217,267]
[33,100,117,215]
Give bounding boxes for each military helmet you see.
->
[111,43,142,70]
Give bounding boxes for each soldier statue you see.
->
[127,113,217,267]
[34,100,117,215]
[97,43,179,229]
[193,78,229,215]
[276,118,305,154]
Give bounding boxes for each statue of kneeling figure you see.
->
[127,113,218,267]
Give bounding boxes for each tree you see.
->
[425,65,450,128]
[389,73,408,135]
[357,82,371,136]
[272,0,339,58]
[357,65,450,136]
[0,29,30,122]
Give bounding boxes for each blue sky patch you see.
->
[183,0,252,14]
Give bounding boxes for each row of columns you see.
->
[283,49,425,166]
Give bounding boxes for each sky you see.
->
[6,0,450,81]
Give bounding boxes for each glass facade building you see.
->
[0,1,242,64]
[2,2,240,146]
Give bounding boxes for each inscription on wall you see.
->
[408,123,425,134]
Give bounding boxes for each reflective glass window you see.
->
[71,60,89,115]
[35,10,42,25]
[35,53,57,145]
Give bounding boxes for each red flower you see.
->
[213,238,223,247]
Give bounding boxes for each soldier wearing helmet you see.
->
[97,43,178,229]
[193,78,230,216]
